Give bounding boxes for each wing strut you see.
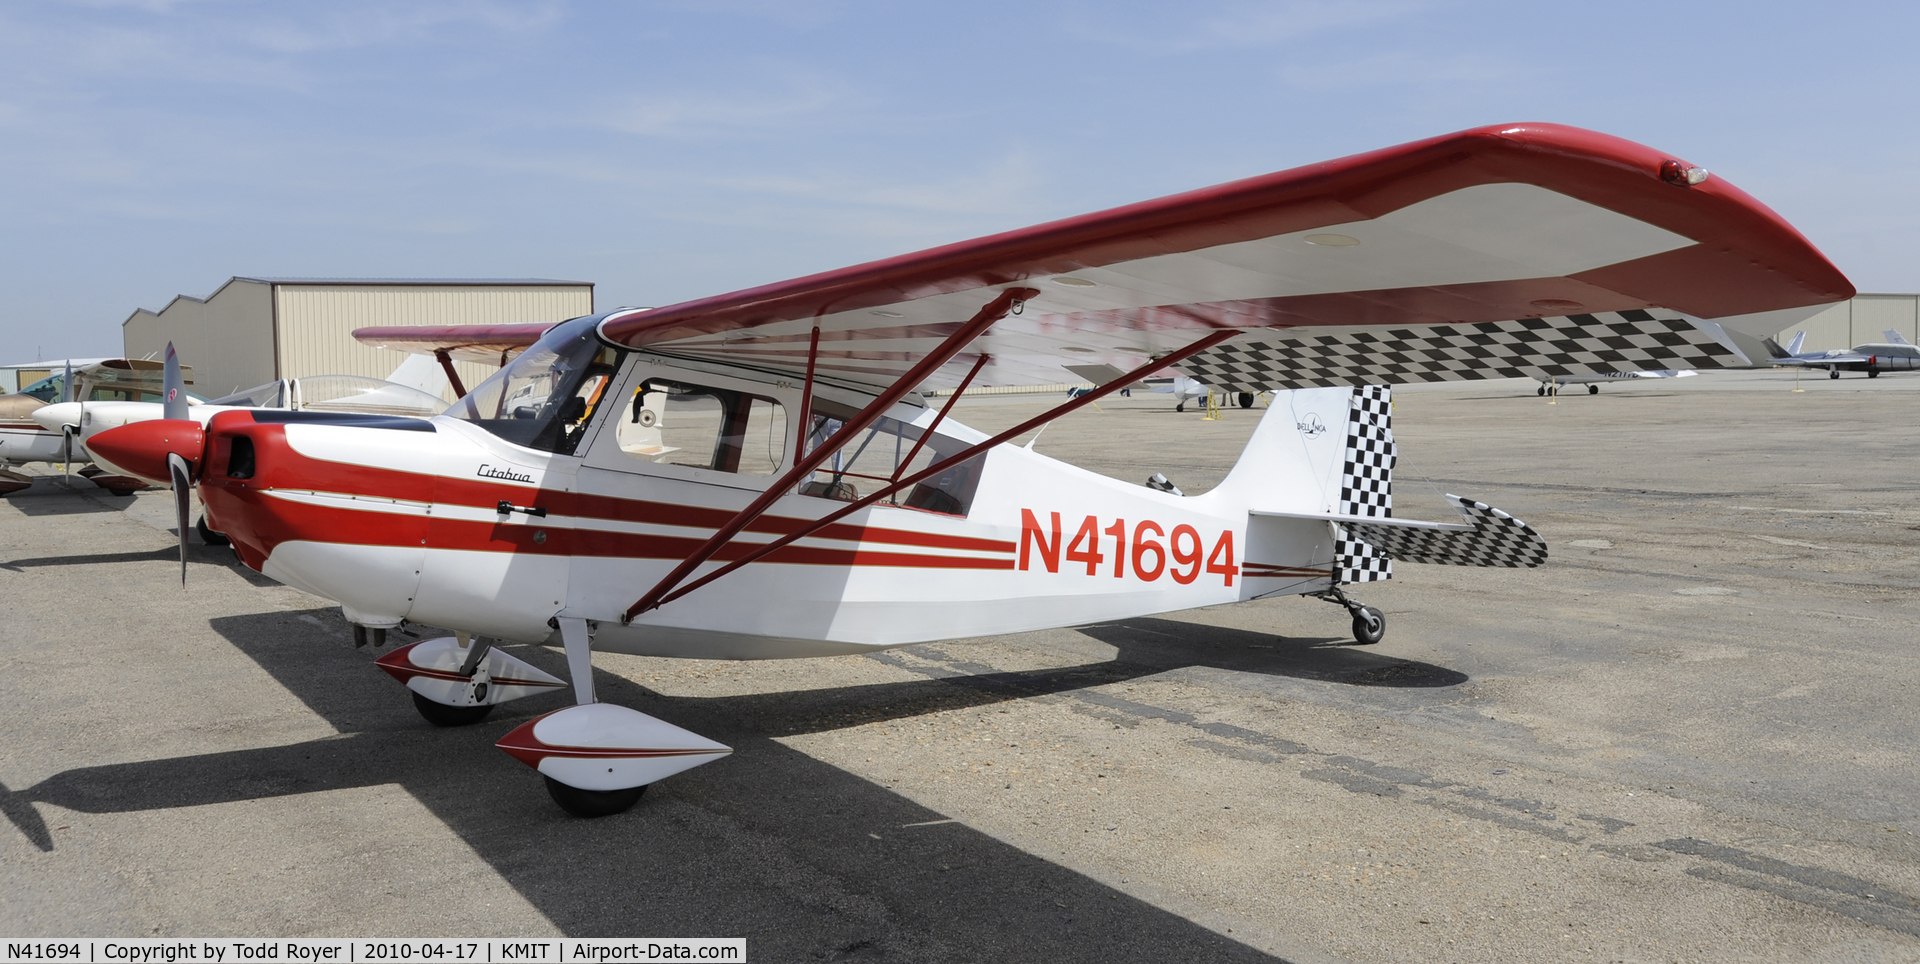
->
[433,350,468,399]
[893,351,988,484]
[636,328,1240,616]
[621,287,1038,623]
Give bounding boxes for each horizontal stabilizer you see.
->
[1343,495,1548,568]
[1252,508,1470,532]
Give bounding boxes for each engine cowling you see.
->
[85,418,205,485]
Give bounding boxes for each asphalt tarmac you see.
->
[3,369,1918,962]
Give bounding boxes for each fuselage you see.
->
[196,337,1347,659]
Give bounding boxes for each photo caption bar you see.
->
[0,941,745,964]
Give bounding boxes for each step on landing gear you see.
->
[1308,587,1388,645]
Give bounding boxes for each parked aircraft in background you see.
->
[1764,329,1920,379]
[0,358,204,494]
[87,123,1851,818]
[1535,369,1696,395]
[30,350,448,530]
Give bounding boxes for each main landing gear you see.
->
[370,620,733,818]
[1308,587,1388,645]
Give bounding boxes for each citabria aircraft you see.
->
[92,124,1852,817]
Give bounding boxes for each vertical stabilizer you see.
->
[1333,387,1394,584]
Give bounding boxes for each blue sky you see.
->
[3,0,1916,360]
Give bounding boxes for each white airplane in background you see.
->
[1535,369,1696,395]
[85,123,1851,819]
[1,358,207,495]
[1765,329,1920,378]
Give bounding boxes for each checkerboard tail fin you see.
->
[1334,386,1396,583]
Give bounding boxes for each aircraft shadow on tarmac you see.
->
[1,609,1331,961]
[0,541,281,587]
[1077,617,1468,688]
[2,487,128,516]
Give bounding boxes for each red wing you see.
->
[599,123,1852,392]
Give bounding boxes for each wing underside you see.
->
[597,123,1852,396]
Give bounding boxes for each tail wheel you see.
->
[1350,606,1387,645]
[410,691,494,727]
[544,777,646,818]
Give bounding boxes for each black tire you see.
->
[1237,392,1255,409]
[197,516,230,545]
[1536,386,1546,396]
[1175,402,1185,413]
[1588,384,1599,395]
[544,776,646,817]
[410,691,493,727]
[1830,369,1840,379]
[1868,370,1880,379]
[1350,606,1387,645]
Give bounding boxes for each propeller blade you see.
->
[167,451,191,587]
[162,343,188,421]
[61,425,73,485]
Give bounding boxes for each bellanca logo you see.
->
[1295,414,1326,438]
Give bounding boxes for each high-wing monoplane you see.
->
[89,124,1853,816]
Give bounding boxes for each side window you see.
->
[800,403,984,517]
[615,378,787,476]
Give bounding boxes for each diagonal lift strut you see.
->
[622,287,1038,622]
[635,327,1241,616]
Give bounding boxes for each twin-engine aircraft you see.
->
[90,124,1852,817]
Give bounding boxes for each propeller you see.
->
[169,452,191,587]
[60,358,74,486]
[162,342,187,421]
[162,344,191,587]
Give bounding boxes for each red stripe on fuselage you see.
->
[198,416,1014,569]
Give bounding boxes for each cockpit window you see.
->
[800,400,983,517]
[445,316,623,454]
[614,378,787,476]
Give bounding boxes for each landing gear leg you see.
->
[1308,586,1387,645]
[540,616,649,818]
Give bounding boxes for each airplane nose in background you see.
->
[88,418,205,485]
[29,402,81,432]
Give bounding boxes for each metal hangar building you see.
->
[121,277,595,398]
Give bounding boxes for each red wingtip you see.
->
[88,419,205,485]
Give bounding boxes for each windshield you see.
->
[298,375,446,417]
[445,316,623,454]
[211,381,287,407]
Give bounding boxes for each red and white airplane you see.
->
[90,124,1852,817]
